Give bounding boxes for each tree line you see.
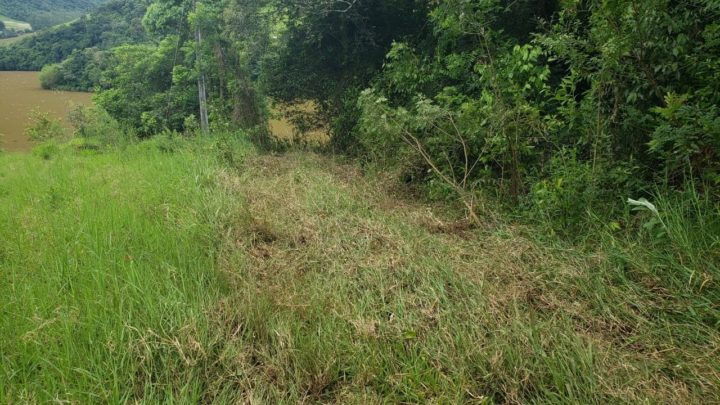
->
[5,0,720,236]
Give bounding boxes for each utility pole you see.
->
[194,1,209,133]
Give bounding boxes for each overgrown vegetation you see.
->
[354,1,720,227]
[1,111,718,401]
[1,0,719,401]
[19,0,717,225]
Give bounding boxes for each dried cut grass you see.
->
[201,151,719,403]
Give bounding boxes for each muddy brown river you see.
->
[0,71,93,152]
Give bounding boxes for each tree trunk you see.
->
[195,9,209,133]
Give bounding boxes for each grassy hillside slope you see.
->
[0,14,32,31]
[0,138,718,402]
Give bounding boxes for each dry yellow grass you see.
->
[203,151,718,403]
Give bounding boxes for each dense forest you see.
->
[0,0,105,29]
[1,0,719,402]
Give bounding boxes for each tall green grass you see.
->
[0,138,246,402]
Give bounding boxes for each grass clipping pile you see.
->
[169,151,717,403]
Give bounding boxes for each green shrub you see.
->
[67,137,102,154]
[650,94,720,185]
[38,64,61,90]
[139,130,184,154]
[24,110,66,141]
[183,114,200,137]
[31,141,60,160]
[213,131,252,169]
[527,151,599,236]
[68,104,126,147]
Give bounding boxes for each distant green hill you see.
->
[0,0,106,30]
[0,0,148,71]
[0,14,32,42]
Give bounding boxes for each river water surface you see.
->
[0,71,93,152]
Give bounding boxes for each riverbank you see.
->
[1,135,718,402]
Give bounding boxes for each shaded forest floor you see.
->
[0,139,718,402]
